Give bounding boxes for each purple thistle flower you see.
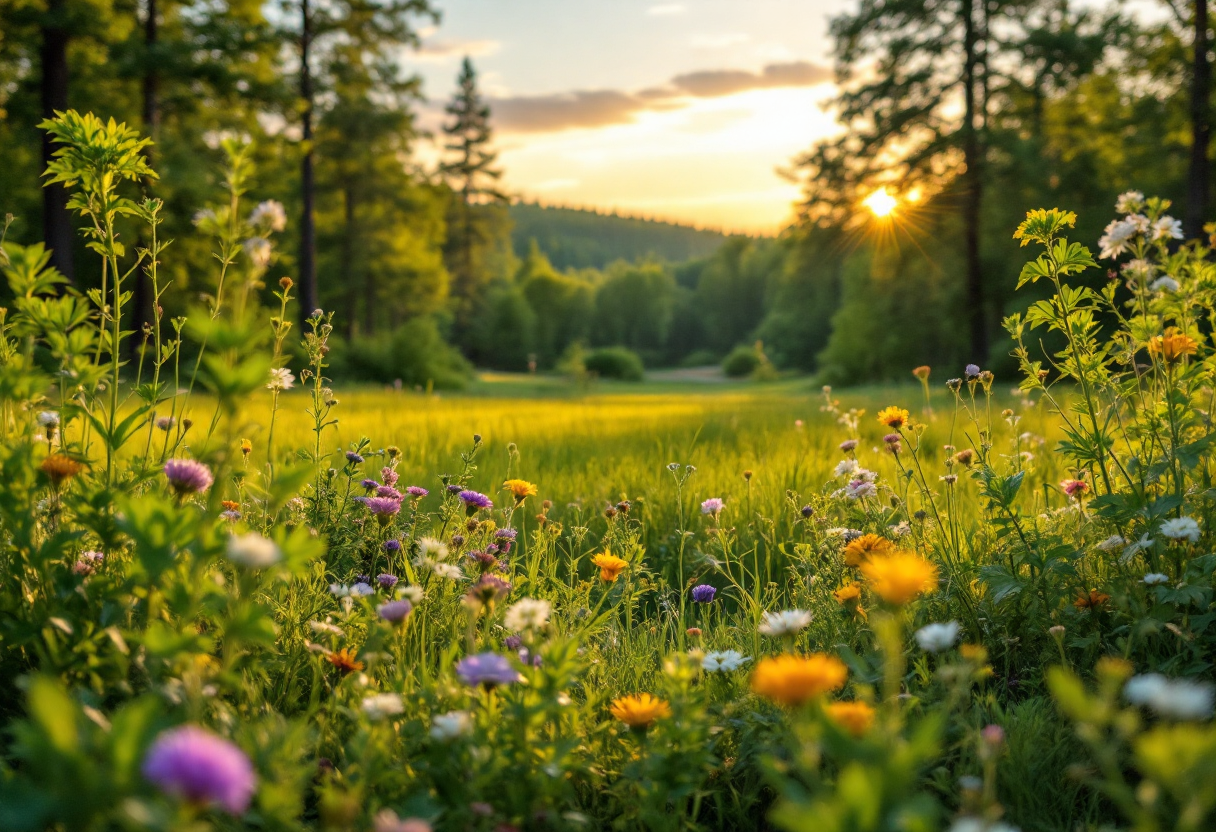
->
[518,648,543,667]
[467,550,500,573]
[406,486,429,498]
[700,497,725,516]
[498,540,512,555]
[456,652,520,688]
[839,439,858,452]
[691,584,717,603]
[377,573,399,589]
[446,484,462,494]
[355,574,371,584]
[346,451,364,464]
[364,496,402,524]
[467,573,510,604]
[164,459,214,495]
[383,539,401,553]
[965,364,981,380]
[883,433,901,444]
[504,635,522,650]
[352,495,370,506]
[451,534,465,547]
[485,543,500,555]
[142,726,257,815]
[459,490,493,513]
[381,467,399,487]
[360,478,379,491]
[376,485,403,500]
[377,599,412,623]
[494,528,518,540]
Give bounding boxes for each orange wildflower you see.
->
[842,533,895,567]
[826,701,875,736]
[751,654,848,707]
[326,648,364,674]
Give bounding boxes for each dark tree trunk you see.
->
[339,182,360,338]
[41,0,74,283]
[298,0,318,327]
[133,0,159,335]
[961,0,987,361]
[1188,0,1211,239]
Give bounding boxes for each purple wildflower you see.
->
[221,510,241,522]
[451,534,465,547]
[355,574,371,585]
[839,439,858,452]
[360,478,379,491]
[498,540,513,555]
[377,573,399,589]
[142,726,257,815]
[446,484,462,494]
[467,550,500,573]
[164,459,214,495]
[381,467,399,487]
[458,490,493,513]
[377,599,412,623]
[965,364,981,380]
[406,486,429,498]
[72,550,104,576]
[800,504,814,519]
[494,528,518,540]
[376,485,403,500]
[383,539,401,553]
[456,652,520,688]
[883,433,901,444]
[504,635,522,650]
[691,584,717,604]
[701,497,725,516]
[518,648,543,668]
[346,451,364,464]
[364,496,402,525]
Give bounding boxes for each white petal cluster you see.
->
[758,609,812,637]
[504,598,552,633]
[429,710,473,740]
[1159,516,1200,543]
[701,650,751,672]
[361,693,404,720]
[1125,674,1214,720]
[226,532,282,568]
[915,621,961,653]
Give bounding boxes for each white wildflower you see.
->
[1160,516,1201,543]
[701,650,751,672]
[417,536,449,560]
[397,584,424,604]
[432,562,464,581]
[1115,190,1145,214]
[844,480,878,500]
[1099,219,1137,259]
[504,598,552,633]
[915,621,961,653]
[249,199,287,232]
[36,411,60,428]
[1120,533,1156,564]
[1149,276,1180,293]
[308,620,344,636]
[1125,674,1214,720]
[429,710,473,740]
[833,459,860,478]
[1142,573,1170,586]
[758,609,812,637]
[1152,215,1183,241]
[949,819,1021,832]
[1127,213,1152,235]
[350,582,375,597]
[267,366,295,391]
[225,532,281,568]
[329,583,352,597]
[244,237,272,269]
[361,693,404,721]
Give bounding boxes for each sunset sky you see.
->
[406,1,850,234]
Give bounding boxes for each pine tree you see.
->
[440,57,507,328]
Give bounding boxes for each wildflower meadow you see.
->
[5,113,1216,832]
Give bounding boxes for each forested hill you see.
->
[509,202,739,269]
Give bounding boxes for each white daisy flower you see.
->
[915,621,961,653]
[225,532,281,568]
[1125,674,1214,720]
[701,650,751,672]
[504,598,552,633]
[758,609,812,637]
[361,693,404,720]
[1142,573,1170,586]
[1160,516,1200,543]
[429,710,473,740]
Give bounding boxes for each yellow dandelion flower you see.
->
[610,693,671,729]
[832,583,862,604]
[1147,327,1199,363]
[860,550,939,605]
[751,654,848,707]
[591,552,628,583]
[841,533,894,567]
[503,479,538,502]
[826,701,875,736]
[877,406,910,429]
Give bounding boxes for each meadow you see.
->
[2,114,1216,832]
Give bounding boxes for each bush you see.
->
[583,345,644,381]
[722,343,761,377]
[330,317,473,389]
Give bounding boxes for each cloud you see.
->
[647,3,686,14]
[412,37,501,62]
[492,61,831,133]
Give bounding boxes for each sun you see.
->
[863,187,898,218]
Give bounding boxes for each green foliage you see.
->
[583,345,644,381]
[331,317,473,390]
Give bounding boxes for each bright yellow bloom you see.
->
[591,552,628,582]
[503,479,538,502]
[610,693,670,729]
[842,533,894,567]
[751,654,848,706]
[1147,327,1199,363]
[240,438,252,456]
[826,701,875,736]
[860,550,939,605]
[832,583,861,604]
[877,406,910,429]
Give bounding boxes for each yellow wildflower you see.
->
[826,701,875,736]
[610,693,670,729]
[591,552,628,583]
[751,654,848,707]
[860,550,939,605]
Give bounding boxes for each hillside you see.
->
[509,202,738,269]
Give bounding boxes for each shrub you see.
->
[331,317,473,389]
[583,345,644,381]
[722,343,762,377]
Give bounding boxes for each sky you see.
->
[405,1,851,234]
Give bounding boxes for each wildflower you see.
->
[751,654,848,706]
[800,504,814,518]
[456,652,520,688]
[758,609,812,637]
[39,453,83,488]
[1142,573,1170,586]
[504,598,551,633]
[377,573,399,589]
[832,582,862,605]
[843,479,878,500]
[376,485,403,500]
[610,693,671,730]
[1147,328,1199,363]
[1153,215,1184,241]
[397,585,424,604]
[912,365,930,381]
[1060,478,1089,499]
[466,574,511,607]
[842,533,894,567]
[834,458,861,478]
[1149,276,1180,293]
[239,439,251,458]
[954,449,975,466]
[1160,516,1200,543]
[701,497,725,516]
[361,693,404,720]
[946,378,963,392]
[249,199,287,232]
[327,648,364,673]
[1115,190,1145,213]
[826,701,875,736]
[915,621,961,653]
[350,582,374,597]
[406,486,428,499]
[244,237,271,268]
[164,458,213,495]
[1073,589,1110,610]
[364,496,402,525]
[941,474,958,485]
[226,533,281,569]
[72,550,104,576]
[948,820,1020,832]
[860,551,939,605]
[691,584,717,603]
[702,650,750,672]
[373,812,432,832]
[36,410,60,428]
[155,415,177,432]
[377,600,412,623]
[429,710,473,741]
[839,439,858,452]
[1096,535,1125,551]
[433,563,464,580]
[266,367,295,391]
[459,490,494,514]
[1099,218,1138,259]
[1125,674,1214,720]
[1121,533,1156,563]
[346,451,364,464]
[417,537,449,559]
[592,552,628,582]
[877,406,910,429]
[964,364,981,380]
[503,479,537,503]
[142,726,257,815]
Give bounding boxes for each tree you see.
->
[440,56,508,328]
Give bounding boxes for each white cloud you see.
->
[411,37,501,62]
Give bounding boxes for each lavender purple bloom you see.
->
[458,490,493,513]
[377,573,399,589]
[364,496,402,524]
[504,635,522,650]
[406,486,429,498]
[446,484,462,494]
[383,539,401,553]
[164,459,214,495]
[346,451,364,464]
[701,497,725,516]
[377,599,412,623]
[494,528,518,540]
[361,478,379,491]
[456,652,520,687]
[381,467,399,487]
[965,364,981,380]
[142,726,257,814]
[376,486,403,500]
[691,584,717,603]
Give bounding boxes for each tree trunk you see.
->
[961,0,987,360]
[1188,0,1211,239]
[133,0,159,335]
[41,0,74,283]
[298,0,318,327]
